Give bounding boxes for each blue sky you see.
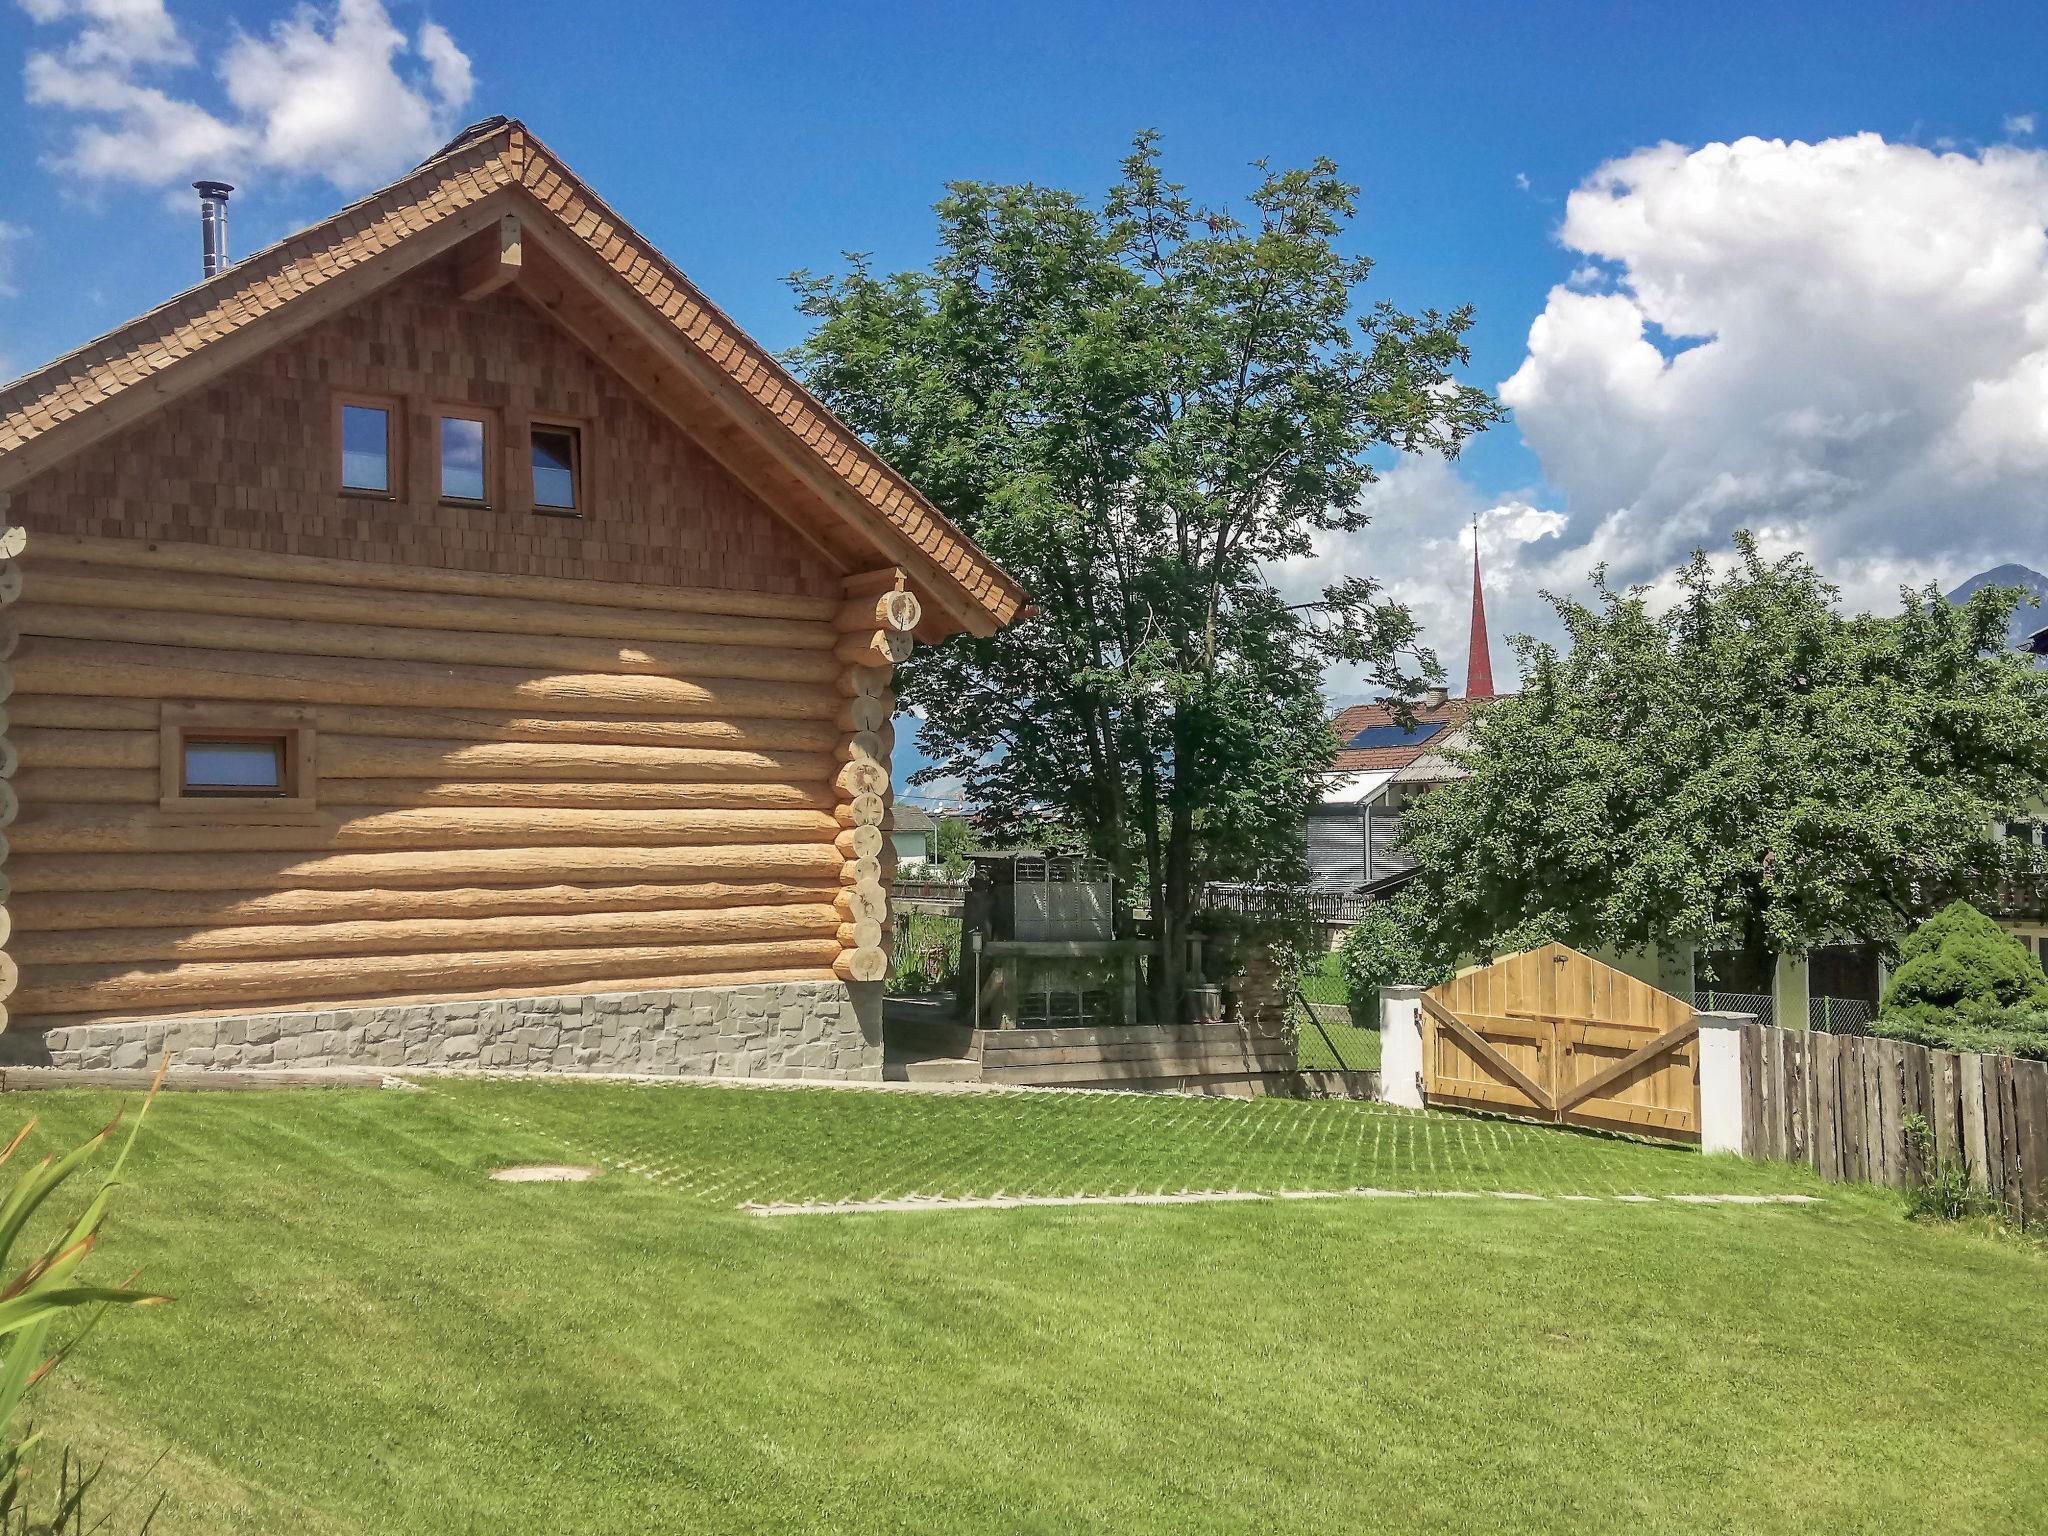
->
[6,1,2048,803]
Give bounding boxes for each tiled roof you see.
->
[891,805,937,833]
[0,117,1025,634]
[1329,698,1472,772]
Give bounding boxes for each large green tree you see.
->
[1395,536,2048,976]
[788,135,1498,1013]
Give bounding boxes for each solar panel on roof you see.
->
[1346,720,1448,751]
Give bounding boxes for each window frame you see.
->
[334,392,405,501]
[160,703,319,819]
[434,405,496,508]
[527,417,587,517]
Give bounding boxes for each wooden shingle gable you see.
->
[0,117,1024,639]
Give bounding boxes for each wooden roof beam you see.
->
[457,213,522,301]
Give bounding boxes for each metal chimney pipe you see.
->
[193,181,234,278]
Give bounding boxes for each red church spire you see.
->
[1464,524,1496,702]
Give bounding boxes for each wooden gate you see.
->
[1421,944,1701,1141]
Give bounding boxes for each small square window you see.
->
[161,705,317,818]
[440,414,488,503]
[531,423,581,512]
[183,738,287,796]
[340,402,393,494]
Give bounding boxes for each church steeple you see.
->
[1464,523,1496,702]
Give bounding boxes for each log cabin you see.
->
[0,117,1024,1077]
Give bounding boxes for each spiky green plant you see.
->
[0,1064,170,1533]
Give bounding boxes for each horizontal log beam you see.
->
[13,902,841,966]
[9,805,838,856]
[456,211,522,301]
[835,695,892,735]
[25,561,833,652]
[833,947,888,984]
[9,878,843,933]
[14,938,843,1016]
[17,730,835,783]
[833,794,887,829]
[834,882,886,925]
[9,696,842,753]
[7,841,843,894]
[30,532,839,622]
[13,771,838,812]
[833,630,913,668]
[834,826,884,861]
[835,590,921,634]
[14,605,842,688]
[13,637,838,720]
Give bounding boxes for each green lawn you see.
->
[11,1080,2047,1534]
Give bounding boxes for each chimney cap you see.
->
[193,179,235,199]
[1421,684,1450,709]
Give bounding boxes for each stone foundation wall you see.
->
[0,980,884,1080]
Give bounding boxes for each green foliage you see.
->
[934,817,973,880]
[887,911,963,994]
[788,133,1499,1007]
[1872,1006,2048,1062]
[1880,901,2048,1026]
[1336,891,1455,1013]
[1899,1113,1994,1222]
[1394,536,2048,968]
[0,1082,167,1534]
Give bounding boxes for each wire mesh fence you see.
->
[1689,989,1776,1028]
[1808,995,1878,1035]
[1295,952,1380,1072]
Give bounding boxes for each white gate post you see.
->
[1379,985,1426,1109]
[1696,1010,1755,1155]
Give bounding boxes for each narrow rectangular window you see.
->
[161,704,318,818]
[531,423,581,512]
[340,403,392,493]
[183,737,287,797]
[440,414,488,503]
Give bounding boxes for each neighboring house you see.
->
[1310,540,1497,895]
[0,117,1024,1078]
[891,804,937,869]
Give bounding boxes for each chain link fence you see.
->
[1296,953,1381,1072]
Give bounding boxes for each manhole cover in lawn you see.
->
[490,1164,602,1183]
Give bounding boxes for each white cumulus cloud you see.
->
[21,0,476,193]
[1500,133,2048,620]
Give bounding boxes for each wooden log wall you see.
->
[1740,1022,2048,1226]
[829,572,915,982]
[0,499,21,1025]
[0,532,896,1027]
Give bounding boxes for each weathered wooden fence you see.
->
[1739,1022,2048,1224]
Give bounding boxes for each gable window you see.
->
[439,412,489,503]
[530,423,581,513]
[339,400,396,495]
[161,704,317,818]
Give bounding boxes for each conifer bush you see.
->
[1878,900,2048,1026]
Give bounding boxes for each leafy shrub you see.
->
[1899,1112,1993,1222]
[1337,891,1454,1020]
[1879,901,2048,1027]
[1872,1006,2048,1063]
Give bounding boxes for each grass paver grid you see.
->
[1,1081,2041,1535]
[428,1077,1827,1208]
